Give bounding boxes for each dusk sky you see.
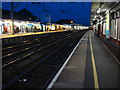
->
[2,2,92,25]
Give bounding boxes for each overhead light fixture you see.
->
[100,16,103,20]
[93,18,95,21]
[97,8,100,14]
[94,15,97,18]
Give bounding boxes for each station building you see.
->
[91,2,120,46]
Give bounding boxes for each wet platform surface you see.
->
[51,31,119,89]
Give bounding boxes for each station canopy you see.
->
[91,2,116,22]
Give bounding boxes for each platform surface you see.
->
[51,31,119,89]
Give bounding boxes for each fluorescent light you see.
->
[93,18,95,21]
[94,15,97,18]
[97,8,100,14]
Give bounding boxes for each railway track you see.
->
[2,35,70,65]
[2,31,74,86]
[2,32,70,63]
[2,30,87,89]
[2,32,67,55]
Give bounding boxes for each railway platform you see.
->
[48,31,119,89]
[0,30,66,38]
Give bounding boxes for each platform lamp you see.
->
[32,1,51,32]
[10,2,14,35]
[43,0,52,31]
[10,2,21,35]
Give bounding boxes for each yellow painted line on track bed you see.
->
[89,32,99,90]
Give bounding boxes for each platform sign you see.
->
[106,30,109,37]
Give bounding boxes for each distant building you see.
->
[2,8,40,21]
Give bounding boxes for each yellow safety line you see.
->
[0,30,66,38]
[89,32,99,90]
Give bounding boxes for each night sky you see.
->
[2,2,92,25]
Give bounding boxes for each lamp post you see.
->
[10,2,14,35]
